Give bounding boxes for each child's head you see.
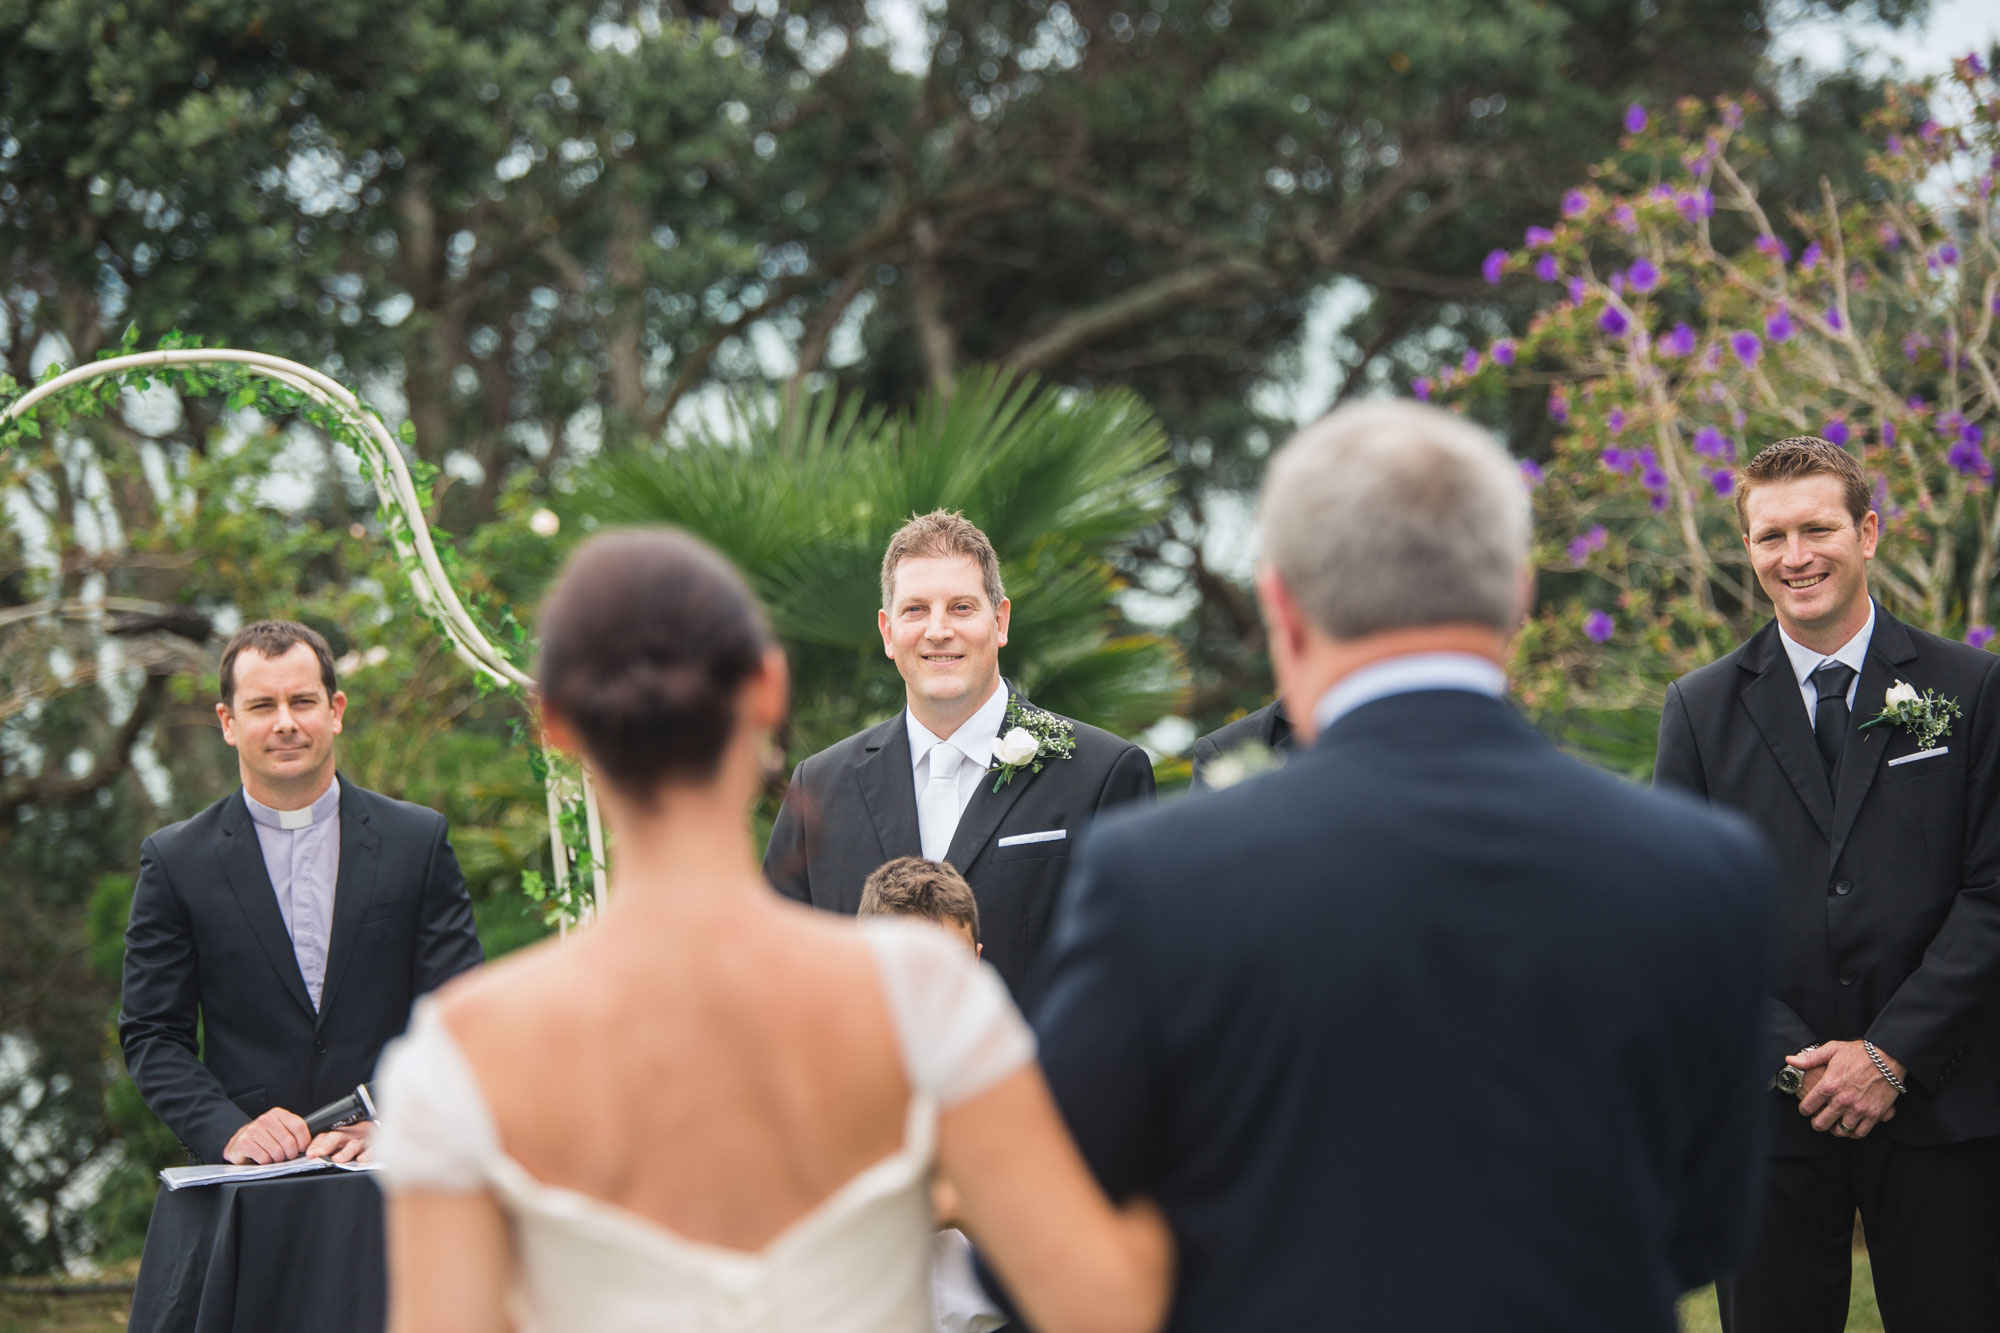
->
[858,856,981,954]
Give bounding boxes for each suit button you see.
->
[1839,969,1857,986]
[1834,880,1853,896]
[314,1037,328,1055]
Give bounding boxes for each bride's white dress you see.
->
[373,918,1034,1332]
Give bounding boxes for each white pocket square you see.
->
[997,829,1067,848]
[1887,746,1948,768]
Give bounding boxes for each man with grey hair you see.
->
[999,400,1780,1330]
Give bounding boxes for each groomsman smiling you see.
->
[1657,436,2000,1331]
[762,510,1153,999]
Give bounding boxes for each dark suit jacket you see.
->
[1656,605,2000,1153]
[119,778,484,1163]
[1026,690,1776,1332]
[1189,699,1293,789]
[762,683,1154,999]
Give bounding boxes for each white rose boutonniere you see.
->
[988,701,1077,791]
[1860,678,1961,749]
[994,727,1041,767]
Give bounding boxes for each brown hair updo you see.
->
[537,529,773,794]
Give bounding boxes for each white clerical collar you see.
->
[907,679,1011,772]
[1778,601,1875,689]
[244,777,341,832]
[1312,653,1508,735]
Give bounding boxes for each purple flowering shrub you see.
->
[1439,57,2000,714]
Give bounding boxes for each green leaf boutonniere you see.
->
[1859,679,1961,749]
[988,701,1077,791]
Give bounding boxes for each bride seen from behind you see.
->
[373,529,1173,1333]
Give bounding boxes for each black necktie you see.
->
[1813,661,1857,778]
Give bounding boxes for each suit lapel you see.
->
[1737,624,1835,840]
[1829,609,1920,867]
[216,794,316,1021]
[315,780,382,1023]
[854,715,922,864]
[945,685,1038,869]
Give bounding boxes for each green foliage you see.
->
[1443,56,2000,769]
[576,368,1182,763]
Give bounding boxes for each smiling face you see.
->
[217,643,346,807]
[1742,473,1878,651]
[878,554,1010,734]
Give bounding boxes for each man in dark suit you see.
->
[1656,436,2000,1331]
[763,509,1153,999]
[1015,401,1777,1331]
[120,621,483,1165]
[1189,698,1292,789]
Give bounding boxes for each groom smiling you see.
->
[763,510,1154,1000]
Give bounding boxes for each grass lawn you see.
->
[1680,1253,1882,1332]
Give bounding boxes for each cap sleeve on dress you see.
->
[862,919,1036,1109]
[372,997,500,1194]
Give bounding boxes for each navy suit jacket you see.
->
[1023,690,1777,1332]
[119,779,484,1163]
[1656,606,2000,1153]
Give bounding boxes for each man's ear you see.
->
[216,702,239,748]
[994,596,1010,648]
[539,700,581,759]
[328,689,346,736]
[878,607,895,659]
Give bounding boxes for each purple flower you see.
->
[1536,254,1562,282]
[1969,624,1996,650]
[1826,306,1844,332]
[1766,309,1794,342]
[1920,118,1941,143]
[1882,420,1897,448]
[1693,425,1730,459]
[1483,249,1509,284]
[1562,189,1590,219]
[1649,493,1670,512]
[1948,439,1989,478]
[1568,535,1593,567]
[1939,243,1961,266]
[1519,459,1545,488]
[1662,322,1696,357]
[1969,53,1988,76]
[1412,376,1432,401]
[1709,468,1735,497]
[1599,305,1630,337]
[1722,101,1744,129]
[1627,258,1660,293]
[1492,340,1517,368]
[1567,277,1587,305]
[1586,524,1608,550]
[1730,330,1762,365]
[1642,466,1668,491]
[1462,348,1482,375]
[1823,419,1850,446]
[1585,609,1614,644]
[1608,409,1627,435]
[1613,204,1637,233]
[1799,242,1823,271]
[1677,189,1715,223]
[1965,423,1987,448]
[1624,102,1648,133]
[1601,446,1629,473]
[1525,225,1556,248]
[1879,223,1902,250]
[1650,183,1676,203]
[1755,235,1791,263]
[1905,334,1929,362]
[1549,391,1568,424]
[1887,134,1904,156]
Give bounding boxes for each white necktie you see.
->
[919,742,962,862]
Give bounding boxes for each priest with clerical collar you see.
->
[118,620,483,1166]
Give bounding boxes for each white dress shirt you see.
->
[1312,652,1509,735]
[1778,601,1875,727]
[242,777,342,1011]
[907,681,1011,862]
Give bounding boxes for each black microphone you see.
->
[303,1083,377,1136]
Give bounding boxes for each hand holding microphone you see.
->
[303,1083,377,1162]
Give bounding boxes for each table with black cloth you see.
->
[129,1169,385,1333]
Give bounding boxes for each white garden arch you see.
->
[1,348,608,925]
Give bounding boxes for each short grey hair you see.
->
[1258,400,1532,639]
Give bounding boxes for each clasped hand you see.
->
[1787,1040,1905,1139]
[223,1108,374,1164]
